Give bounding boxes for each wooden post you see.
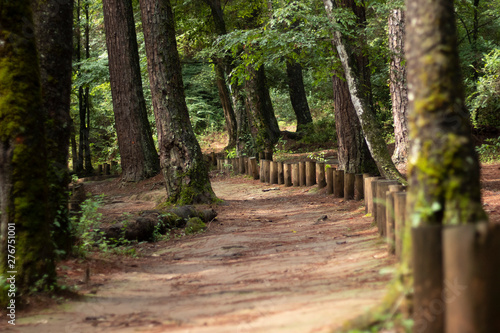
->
[334,170,344,198]
[394,191,407,259]
[270,161,278,184]
[344,172,355,200]
[326,166,334,195]
[365,176,383,215]
[316,163,326,189]
[443,224,500,333]
[412,225,444,333]
[299,162,306,186]
[292,163,300,187]
[277,162,284,185]
[104,163,111,175]
[305,161,316,186]
[354,174,364,200]
[259,160,265,183]
[249,157,259,180]
[97,164,103,176]
[284,163,292,187]
[376,180,399,236]
[264,160,271,183]
[211,152,216,166]
[239,156,246,174]
[386,185,406,253]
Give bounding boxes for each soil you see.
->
[2,162,500,333]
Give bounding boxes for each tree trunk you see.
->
[102,0,160,182]
[286,59,312,131]
[323,0,405,184]
[406,0,487,227]
[75,0,84,174]
[213,58,237,149]
[0,0,56,305]
[245,64,280,153]
[83,4,93,174]
[388,8,409,166]
[31,0,74,255]
[139,0,216,204]
[332,75,377,174]
[202,0,249,154]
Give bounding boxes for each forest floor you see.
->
[3,162,500,333]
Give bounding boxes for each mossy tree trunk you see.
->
[103,0,160,182]
[31,0,74,255]
[406,0,487,228]
[139,0,216,204]
[323,0,405,184]
[0,0,56,304]
[388,7,409,166]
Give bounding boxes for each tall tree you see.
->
[102,0,160,182]
[388,7,409,166]
[406,0,486,227]
[139,0,216,204]
[201,0,238,149]
[323,0,405,183]
[286,58,313,132]
[330,0,377,174]
[0,0,56,305]
[31,0,74,255]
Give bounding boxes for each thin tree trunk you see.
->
[388,8,409,166]
[103,0,160,182]
[75,0,84,174]
[0,0,56,305]
[31,0,74,255]
[323,0,405,184]
[286,59,313,131]
[139,0,216,204]
[83,3,93,173]
[213,58,237,149]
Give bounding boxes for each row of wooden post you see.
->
[96,161,118,176]
[216,156,369,202]
[363,177,500,333]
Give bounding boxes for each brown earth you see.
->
[3,163,500,333]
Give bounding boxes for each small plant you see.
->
[476,136,500,163]
[307,151,327,163]
[225,147,237,159]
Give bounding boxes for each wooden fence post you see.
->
[394,191,407,259]
[326,166,334,195]
[306,161,316,186]
[316,163,326,189]
[375,180,398,236]
[284,163,292,187]
[277,162,284,185]
[270,161,278,184]
[334,170,344,198]
[299,162,306,186]
[413,225,444,333]
[292,163,300,187]
[344,172,355,200]
[386,185,406,253]
[443,224,500,333]
[365,176,383,215]
[354,174,364,200]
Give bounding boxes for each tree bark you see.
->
[102,0,160,182]
[323,0,405,184]
[31,0,74,255]
[286,58,312,131]
[139,0,216,204]
[245,64,280,153]
[406,0,486,227]
[213,58,237,149]
[0,0,56,304]
[388,8,409,166]
[83,3,93,173]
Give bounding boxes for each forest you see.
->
[1,0,500,331]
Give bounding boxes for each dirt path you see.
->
[8,176,396,333]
